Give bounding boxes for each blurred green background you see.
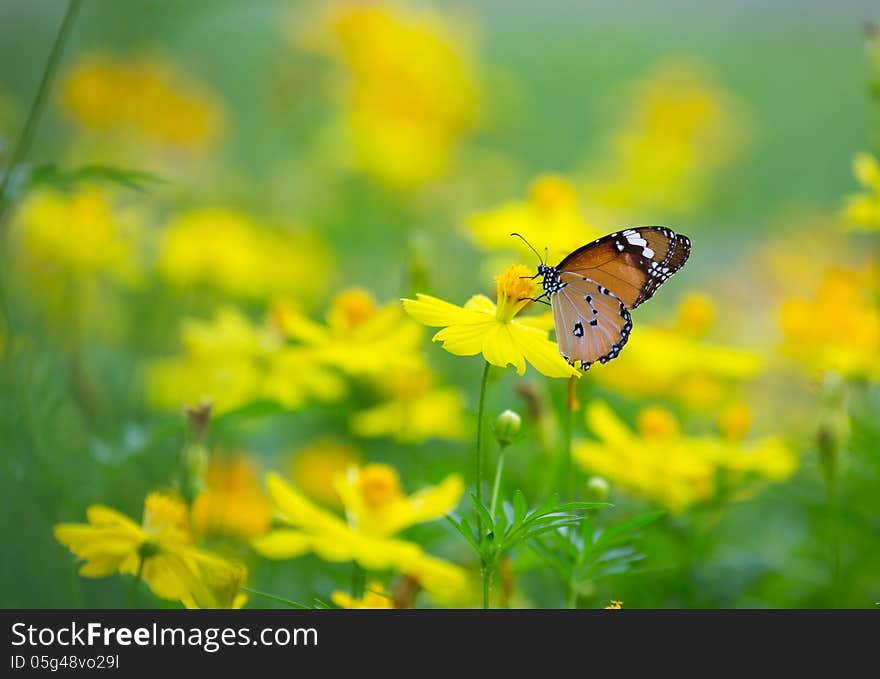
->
[1,0,878,609]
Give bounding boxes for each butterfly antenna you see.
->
[509,232,544,265]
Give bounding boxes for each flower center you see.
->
[356,464,403,510]
[637,406,680,440]
[328,288,378,332]
[494,263,537,322]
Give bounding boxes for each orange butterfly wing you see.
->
[546,226,690,369]
[556,227,691,309]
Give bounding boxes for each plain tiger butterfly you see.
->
[514,226,692,371]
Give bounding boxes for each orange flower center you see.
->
[494,263,537,322]
[356,464,403,510]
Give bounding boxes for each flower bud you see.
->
[585,475,610,503]
[494,409,522,447]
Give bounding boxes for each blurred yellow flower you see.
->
[289,439,361,509]
[351,368,468,443]
[295,0,480,188]
[158,207,333,302]
[146,307,345,414]
[332,581,394,609]
[252,467,467,602]
[573,401,797,513]
[54,492,246,608]
[402,264,580,378]
[192,456,273,539]
[11,186,142,285]
[61,52,223,150]
[593,294,763,408]
[841,152,880,231]
[605,600,623,609]
[779,267,880,379]
[582,58,745,215]
[272,289,425,378]
[467,175,602,266]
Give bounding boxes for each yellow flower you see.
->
[779,267,880,379]
[289,440,362,508]
[593,294,762,409]
[11,187,142,285]
[841,152,880,231]
[292,1,479,188]
[54,492,246,608]
[158,207,333,302]
[573,401,797,513]
[331,581,395,609]
[402,264,580,378]
[272,289,425,378]
[192,456,273,539]
[61,52,223,150]
[146,307,345,414]
[351,368,468,443]
[467,175,602,267]
[581,58,745,215]
[252,466,467,603]
[605,600,623,609]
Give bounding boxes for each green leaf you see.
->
[513,490,528,525]
[446,515,479,552]
[27,163,166,193]
[594,510,665,547]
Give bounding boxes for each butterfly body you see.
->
[533,226,691,371]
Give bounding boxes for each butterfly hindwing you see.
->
[555,226,691,309]
[550,273,633,370]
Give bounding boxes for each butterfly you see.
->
[514,227,691,371]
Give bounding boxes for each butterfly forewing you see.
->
[556,226,691,309]
[551,273,633,370]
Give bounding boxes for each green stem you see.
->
[127,556,146,608]
[481,563,491,609]
[0,0,82,223]
[489,447,507,519]
[241,587,310,609]
[475,360,491,526]
[350,562,366,599]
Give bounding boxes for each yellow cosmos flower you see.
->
[11,186,142,285]
[581,58,745,215]
[158,207,333,302]
[593,294,762,408]
[467,175,602,267]
[331,581,394,609]
[289,440,362,509]
[403,264,580,378]
[841,152,880,231]
[54,492,246,608]
[351,368,468,443]
[573,401,797,513]
[271,289,425,378]
[61,52,223,150]
[252,466,467,602]
[192,456,273,539]
[146,307,345,414]
[292,0,479,188]
[779,267,880,379]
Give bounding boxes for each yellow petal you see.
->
[381,474,465,534]
[510,323,580,378]
[264,472,349,536]
[462,294,496,314]
[853,152,880,189]
[481,324,526,374]
[402,294,491,327]
[251,529,314,559]
[585,400,635,445]
[432,321,495,356]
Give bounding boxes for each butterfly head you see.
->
[537,264,565,294]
